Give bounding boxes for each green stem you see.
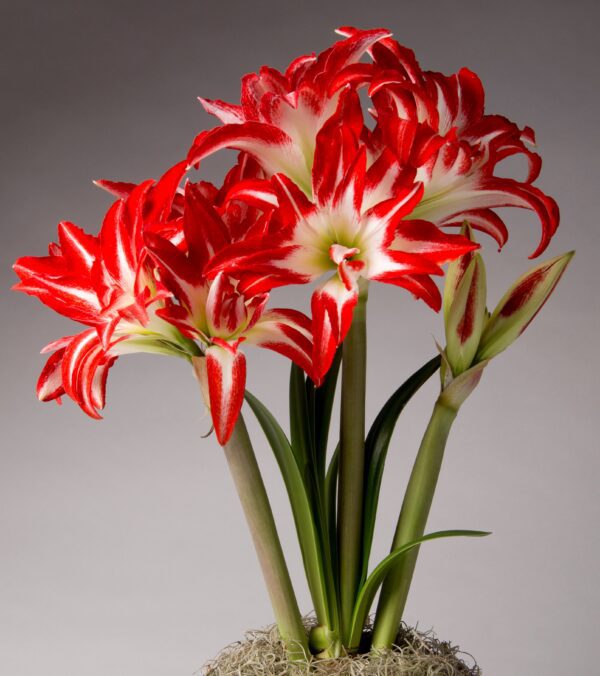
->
[338,282,368,644]
[222,415,309,659]
[371,398,457,649]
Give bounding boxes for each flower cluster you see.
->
[14,27,559,444]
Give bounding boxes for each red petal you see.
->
[37,348,67,402]
[205,345,247,445]
[198,97,245,124]
[187,123,292,168]
[441,209,509,250]
[311,277,358,383]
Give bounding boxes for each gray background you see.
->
[1,1,598,674]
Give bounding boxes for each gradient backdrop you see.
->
[2,1,598,674]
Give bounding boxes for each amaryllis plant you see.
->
[14,26,572,661]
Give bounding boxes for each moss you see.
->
[201,620,481,675]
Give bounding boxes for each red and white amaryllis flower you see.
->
[339,25,560,256]
[191,25,559,259]
[204,100,477,380]
[187,28,391,194]
[144,178,314,444]
[14,157,315,445]
[13,164,197,419]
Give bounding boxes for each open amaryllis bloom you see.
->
[187,28,391,194]
[336,26,560,256]
[203,93,477,380]
[13,164,199,418]
[191,26,559,258]
[14,158,314,444]
[144,174,314,444]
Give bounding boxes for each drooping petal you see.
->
[441,209,509,250]
[60,329,114,419]
[245,308,314,378]
[311,275,359,382]
[37,348,67,403]
[203,345,247,445]
[375,273,442,311]
[413,176,559,258]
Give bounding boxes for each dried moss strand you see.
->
[201,618,480,675]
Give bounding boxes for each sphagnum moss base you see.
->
[202,621,480,675]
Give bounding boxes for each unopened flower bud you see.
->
[445,253,487,376]
[476,251,574,361]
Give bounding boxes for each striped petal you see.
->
[198,97,245,124]
[376,273,442,310]
[60,329,115,419]
[311,276,359,383]
[441,209,508,250]
[245,308,314,378]
[199,345,247,445]
[187,123,300,180]
[37,347,67,403]
[414,176,559,258]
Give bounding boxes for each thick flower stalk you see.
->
[372,228,573,648]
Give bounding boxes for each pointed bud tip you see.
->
[476,250,573,361]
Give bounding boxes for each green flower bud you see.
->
[476,251,574,361]
[443,223,478,324]
[445,253,487,376]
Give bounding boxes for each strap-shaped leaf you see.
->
[361,356,441,583]
[324,444,340,575]
[245,391,332,627]
[313,348,342,481]
[349,529,490,650]
[289,363,313,484]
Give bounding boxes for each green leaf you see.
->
[313,347,342,481]
[349,529,490,650]
[361,356,441,584]
[289,363,312,483]
[245,390,332,627]
[324,444,340,576]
